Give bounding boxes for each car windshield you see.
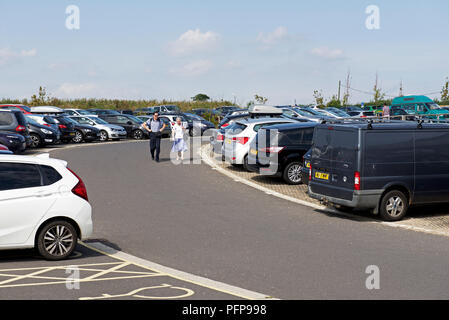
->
[25,116,40,126]
[88,116,108,124]
[165,106,181,112]
[293,108,318,117]
[426,103,443,111]
[127,115,144,123]
[77,109,95,115]
[62,117,79,124]
[326,108,350,117]
[301,108,323,116]
[43,116,58,124]
[184,113,205,121]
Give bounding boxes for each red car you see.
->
[0,144,12,154]
[0,104,32,115]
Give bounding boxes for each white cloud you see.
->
[227,60,241,68]
[257,26,288,45]
[310,47,345,60]
[169,29,219,56]
[55,83,97,98]
[169,60,213,76]
[48,62,70,70]
[87,70,98,77]
[0,47,37,66]
[20,48,37,57]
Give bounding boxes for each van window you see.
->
[365,132,413,163]
[416,103,427,113]
[0,163,42,191]
[313,128,356,161]
[332,130,357,162]
[0,112,14,126]
[313,128,331,160]
[402,104,416,113]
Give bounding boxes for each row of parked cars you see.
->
[0,104,224,260]
[212,96,449,222]
[0,104,221,154]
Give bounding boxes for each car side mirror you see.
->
[127,121,133,125]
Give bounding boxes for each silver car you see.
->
[69,116,127,141]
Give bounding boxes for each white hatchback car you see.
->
[222,117,297,170]
[0,154,93,260]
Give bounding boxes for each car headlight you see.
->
[41,128,52,134]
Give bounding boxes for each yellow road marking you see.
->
[0,267,58,285]
[0,274,164,289]
[80,242,274,300]
[79,284,195,300]
[82,262,130,280]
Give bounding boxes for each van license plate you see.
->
[315,172,329,180]
[225,139,232,144]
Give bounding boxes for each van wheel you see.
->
[379,190,408,221]
[36,221,78,260]
[283,162,303,185]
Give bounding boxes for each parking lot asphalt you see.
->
[5,138,449,299]
[0,240,257,300]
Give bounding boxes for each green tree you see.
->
[30,86,51,106]
[313,90,324,107]
[441,77,449,102]
[254,94,268,104]
[326,95,341,108]
[373,73,385,103]
[192,93,210,102]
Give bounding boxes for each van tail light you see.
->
[67,168,88,202]
[217,134,224,141]
[354,171,361,190]
[15,125,26,132]
[221,123,230,128]
[59,124,67,129]
[259,146,285,153]
[309,166,312,181]
[232,137,249,145]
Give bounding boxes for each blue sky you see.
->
[1,0,448,105]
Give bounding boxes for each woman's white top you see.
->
[172,123,185,139]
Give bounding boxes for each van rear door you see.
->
[311,127,358,201]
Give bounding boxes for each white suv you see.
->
[0,154,93,260]
[222,117,297,170]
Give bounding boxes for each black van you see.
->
[308,121,449,221]
[247,122,316,184]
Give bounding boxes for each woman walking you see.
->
[171,117,188,161]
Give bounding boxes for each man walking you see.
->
[142,112,166,162]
